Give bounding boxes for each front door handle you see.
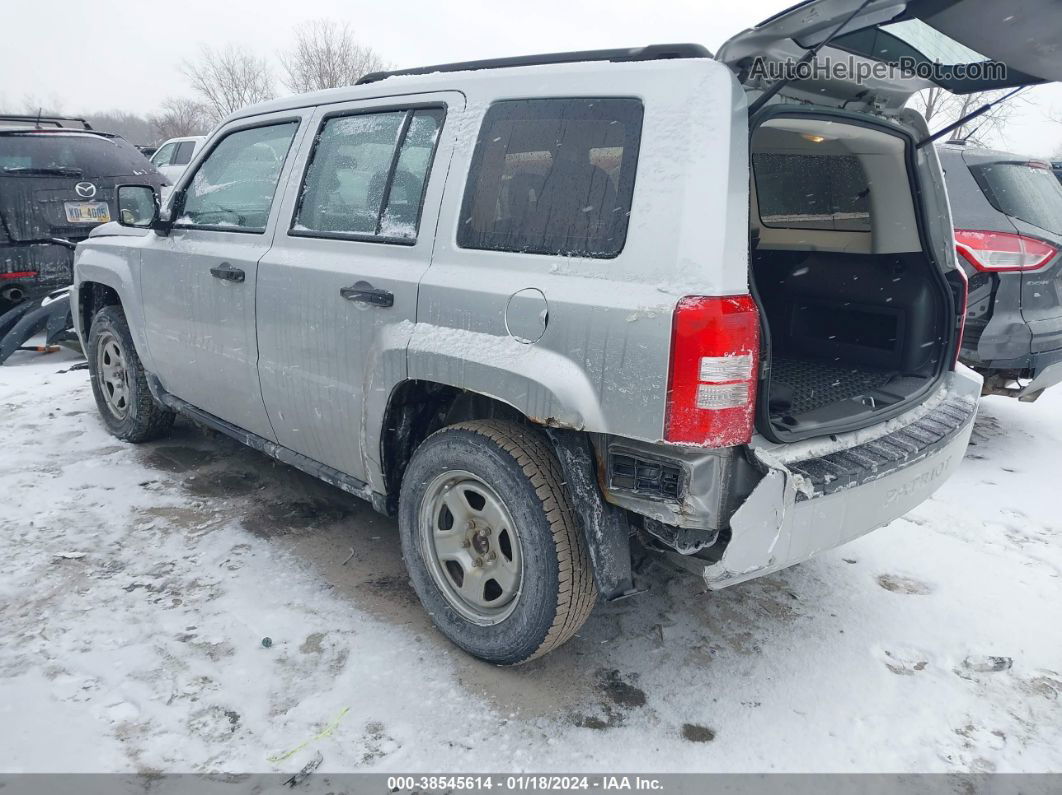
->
[340,282,393,307]
[210,263,245,283]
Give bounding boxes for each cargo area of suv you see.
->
[748,115,949,442]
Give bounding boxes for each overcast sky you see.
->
[3,0,1060,156]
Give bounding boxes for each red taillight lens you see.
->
[0,271,37,281]
[665,295,760,447]
[954,229,1058,272]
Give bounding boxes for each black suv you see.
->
[0,116,164,312]
[939,143,1062,401]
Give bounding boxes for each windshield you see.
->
[0,133,156,178]
[970,162,1062,236]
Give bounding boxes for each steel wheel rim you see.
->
[419,469,523,625]
[96,331,130,419]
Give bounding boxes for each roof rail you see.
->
[0,114,94,130]
[356,43,712,85]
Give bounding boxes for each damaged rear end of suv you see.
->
[72,0,1060,663]
[0,115,164,363]
[627,0,1062,589]
[0,115,163,311]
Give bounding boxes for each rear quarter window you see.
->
[969,161,1062,235]
[458,98,643,258]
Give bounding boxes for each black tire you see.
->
[86,304,175,443]
[399,419,597,665]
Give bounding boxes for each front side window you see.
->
[753,153,871,231]
[177,122,298,233]
[151,141,176,167]
[293,107,444,242]
[458,98,644,258]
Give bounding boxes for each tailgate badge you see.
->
[74,182,97,198]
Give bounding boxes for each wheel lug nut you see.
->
[466,520,475,530]
[487,551,497,562]
[472,557,483,568]
[484,527,492,536]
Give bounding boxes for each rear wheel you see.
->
[87,304,175,443]
[398,420,597,664]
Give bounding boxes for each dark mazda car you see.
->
[939,142,1062,401]
[0,116,164,312]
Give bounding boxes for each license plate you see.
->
[64,201,110,223]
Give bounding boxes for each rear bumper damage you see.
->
[976,346,1062,401]
[683,367,982,589]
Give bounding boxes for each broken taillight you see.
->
[665,295,760,447]
[954,229,1058,272]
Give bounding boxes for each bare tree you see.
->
[150,97,210,141]
[910,87,1023,147]
[18,93,65,117]
[84,111,157,145]
[280,19,390,93]
[182,45,274,123]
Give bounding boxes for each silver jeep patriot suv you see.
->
[72,1,1060,663]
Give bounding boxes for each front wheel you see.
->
[87,304,175,443]
[398,420,597,664]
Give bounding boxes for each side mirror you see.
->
[116,185,160,229]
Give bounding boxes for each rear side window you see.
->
[0,133,153,178]
[293,107,444,242]
[969,162,1062,235]
[753,153,871,231]
[458,98,643,258]
[177,122,298,233]
[172,140,196,166]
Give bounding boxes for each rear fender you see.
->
[406,323,609,432]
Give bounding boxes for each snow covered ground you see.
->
[1,347,1060,775]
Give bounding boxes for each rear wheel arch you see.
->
[378,380,528,510]
[379,380,635,603]
[397,418,598,663]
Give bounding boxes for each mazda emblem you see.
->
[74,181,97,198]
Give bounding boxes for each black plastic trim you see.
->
[545,428,635,601]
[787,391,976,501]
[356,44,712,85]
[144,374,388,514]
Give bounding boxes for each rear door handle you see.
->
[210,263,245,282]
[340,282,393,307]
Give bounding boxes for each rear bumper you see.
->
[693,367,981,589]
[1019,354,1062,396]
[966,338,1062,399]
[1,242,76,306]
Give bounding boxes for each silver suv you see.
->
[71,1,1059,663]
